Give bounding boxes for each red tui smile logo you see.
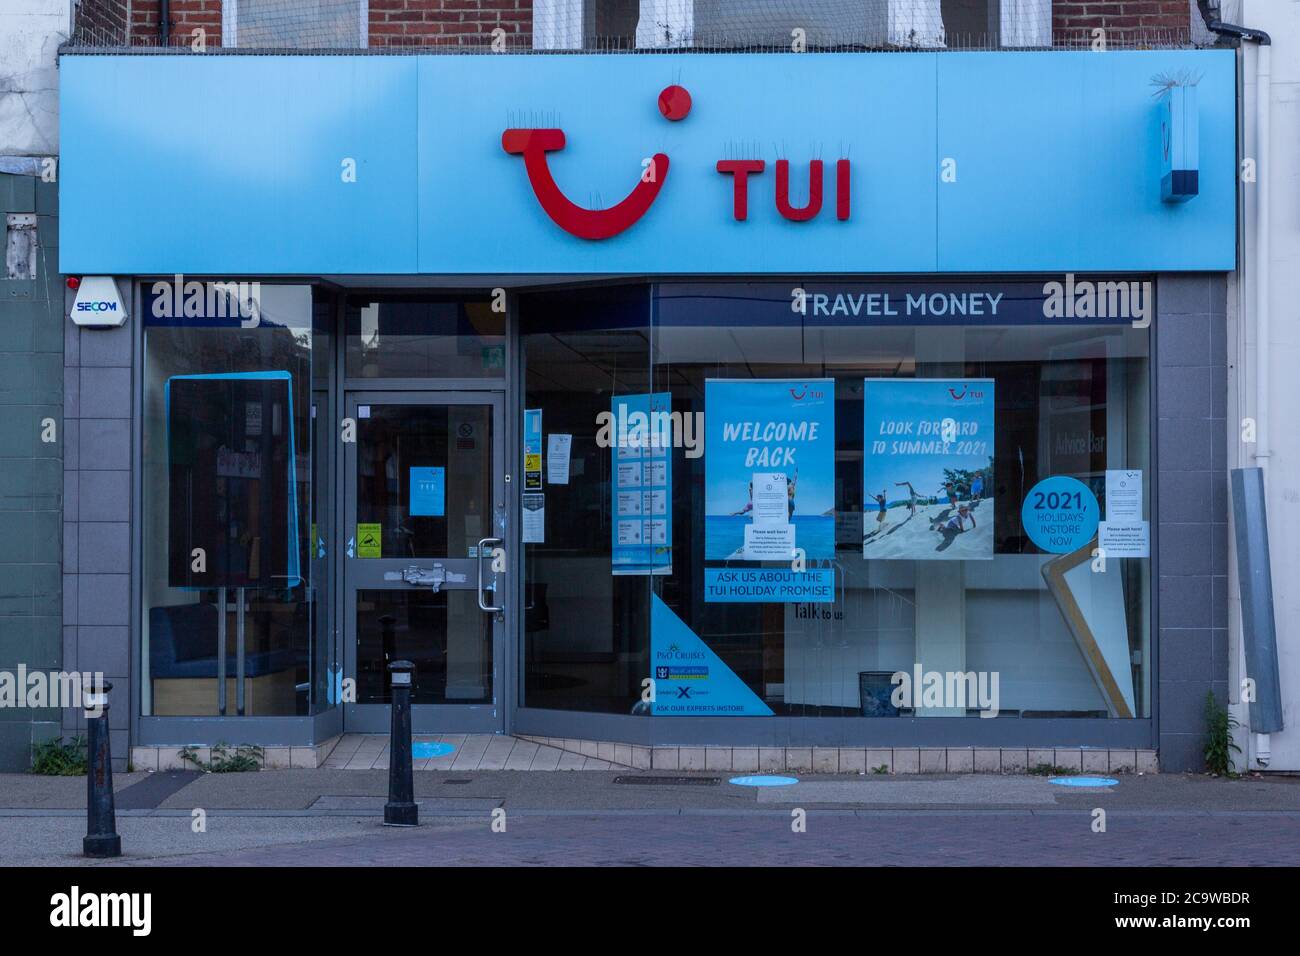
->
[502,85,690,241]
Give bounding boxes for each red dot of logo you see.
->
[658,85,691,121]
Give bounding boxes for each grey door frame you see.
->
[341,389,508,734]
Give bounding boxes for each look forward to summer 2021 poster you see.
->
[862,378,995,561]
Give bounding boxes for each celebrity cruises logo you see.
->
[503,84,853,239]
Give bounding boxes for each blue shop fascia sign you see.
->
[61,50,1235,276]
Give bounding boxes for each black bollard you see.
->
[83,680,122,858]
[384,660,418,827]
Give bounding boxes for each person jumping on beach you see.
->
[871,490,889,532]
[731,481,754,517]
[786,468,798,519]
[895,481,920,517]
[942,482,958,508]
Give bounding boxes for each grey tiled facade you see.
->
[1155,274,1230,772]
[60,276,134,771]
[0,173,64,770]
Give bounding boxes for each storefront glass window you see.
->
[521,286,652,713]
[141,284,333,717]
[522,281,1152,720]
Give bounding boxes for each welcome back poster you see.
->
[705,379,835,561]
[862,378,994,560]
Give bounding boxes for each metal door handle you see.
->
[477,537,504,613]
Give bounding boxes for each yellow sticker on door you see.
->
[357,523,382,558]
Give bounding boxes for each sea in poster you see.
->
[862,378,995,560]
[704,379,835,561]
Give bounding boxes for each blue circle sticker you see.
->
[1021,476,1099,553]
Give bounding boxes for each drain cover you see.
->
[1049,776,1119,787]
[443,779,474,785]
[613,775,721,786]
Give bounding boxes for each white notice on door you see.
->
[522,493,545,543]
[742,523,795,560]
[1099,520,1149,558]
[752,473,789,527]
[1105,470,1143,521]
[547,433,572,485]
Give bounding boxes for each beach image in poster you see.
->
[705,379,835,561]
[862,378,994,560]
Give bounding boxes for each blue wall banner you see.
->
[611,392,673,575]
[862,378,994,560]
[409,466,445,517]
[651,595,773,716]
[1022,475,1100,553]
[705,379,835,563]
[704,568,834,603]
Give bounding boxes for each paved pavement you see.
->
[323,734,619,771]
[2,769,1298,866]
[121,812,1300,867]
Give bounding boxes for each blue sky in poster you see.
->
[862,379,994,502]
[705,379,834,560]
[705,380,835,514]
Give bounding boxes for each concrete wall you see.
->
[0,0,69,157]
[0,173,64,770]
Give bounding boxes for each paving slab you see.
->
[754,778,1058,806]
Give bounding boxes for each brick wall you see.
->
[74,0,130,45]
[86,2,1201,51]
[1053,0,1193,47]
[113,0,539,49]
[370,0,533,48]
[129,0,223,47]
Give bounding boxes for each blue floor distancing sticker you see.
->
[1049,776,1119,788]
[729,775,800,787]
[412,742,456,759]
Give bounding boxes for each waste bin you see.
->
[859,671,900,717]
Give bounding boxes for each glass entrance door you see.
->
[343,392,506,733]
